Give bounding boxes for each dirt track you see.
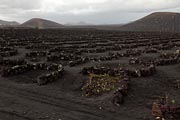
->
[0,76,130,120]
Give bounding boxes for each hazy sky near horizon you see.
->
[0,0,180,24]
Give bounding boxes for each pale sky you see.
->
[0,0,180,24]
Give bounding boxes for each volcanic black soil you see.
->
[0,29,179,120]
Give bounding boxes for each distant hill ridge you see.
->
[0,20,20,26]
[1,12,180,31]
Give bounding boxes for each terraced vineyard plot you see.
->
[0,29,179,120]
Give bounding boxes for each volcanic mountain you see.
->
[21,18,64,28]
[0,20,20,26]
[120,12,180,32]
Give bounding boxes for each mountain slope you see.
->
[21,18,64,28]
[120,12,180,32]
